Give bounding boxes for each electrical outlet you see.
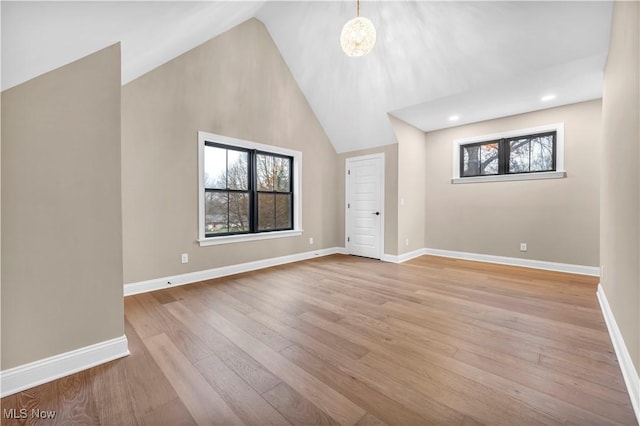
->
[309,237,314,245]
[181,253,189,264]
[520,243,527,252]
[405,238,409,246]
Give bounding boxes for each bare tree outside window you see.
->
[257,154,291,231]
[204,146,250,234]
[463,142,499,176]
[461,131,555,178]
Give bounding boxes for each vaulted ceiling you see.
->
[2,1,612,153]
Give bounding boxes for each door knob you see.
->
[373,212,380,215]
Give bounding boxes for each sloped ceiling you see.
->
[2,1,612,153]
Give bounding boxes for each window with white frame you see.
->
[452,123,566,183]
[198,132,302,246]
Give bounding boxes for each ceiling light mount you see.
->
[340,0,376,57]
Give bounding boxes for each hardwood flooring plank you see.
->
[354,413,388,426]
[244,310,465,425]
[193,282,256,315]
[136,398,196,426]
[51,370,101,426]
[317,261,608,352]
[121,319,194,424]
[261,383,341,426]
[317,270,610,355]
[305,304,614,425]
[248,309,369,362]
[218,288,369,360]
[229,277,341,320]
[340,302,540,364]
[537,353,626,391]
[238,276,388,322]
[0,384,87,426]
[90,360,138,425]
[163,284,193,302]
[409,288,612,350]
[280,345,431,426]
[203,295,294,352]
[372,270,607,342]
[194,354,291,425]
[199,307,367,425]
[129,293,213,363]
[382,300,618,367]
[215,282,299,321]
[460,415,485,426]
[218,278,346,325]
[143,333,244,426]
[125,295,165,339]
[362,348,617,426]
[453,349,636,424]
[151,288,178,305]
[316,278,391,305]
[299,312,561,425]
[164,300,283,394]
[360,351,565,426]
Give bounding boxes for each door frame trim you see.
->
[345,153,385,259]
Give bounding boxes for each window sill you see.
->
[451,171,566,184]
[198,229,303,246]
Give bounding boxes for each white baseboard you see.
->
[596,284,640,423]
[0,335,129,398]
[382,248,426,264]
[124,247,344,296]
[422,248,600,276]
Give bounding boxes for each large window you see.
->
[198,132,301,245]
[452,123,565,183]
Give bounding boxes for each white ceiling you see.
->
[1,1,612,153]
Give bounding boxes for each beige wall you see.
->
[601,1,639,372]
[121,19,340,284]
[337,144,399,256]
[424,100,601,267]
[391,116,426,255]
[1,45,124,369]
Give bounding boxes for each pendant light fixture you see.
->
[340,0,376,57]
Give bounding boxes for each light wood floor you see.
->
[2,255,637,425]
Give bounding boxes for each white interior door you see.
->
[346,153,384,259]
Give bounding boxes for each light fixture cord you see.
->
[357,0,360,17]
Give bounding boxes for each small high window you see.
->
[453,123,565,184]
[461,131,556,177]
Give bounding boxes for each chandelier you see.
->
[340,0,376,57]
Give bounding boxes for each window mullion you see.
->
[225,149,229,190]
[528,137,532,173]
[225,149,230,232]
[250,150,257,233]
[289,157,294,229]
[499,139,506,175]
[271,191,275,230]
[226,190,230,233]
[552,134,557,170]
